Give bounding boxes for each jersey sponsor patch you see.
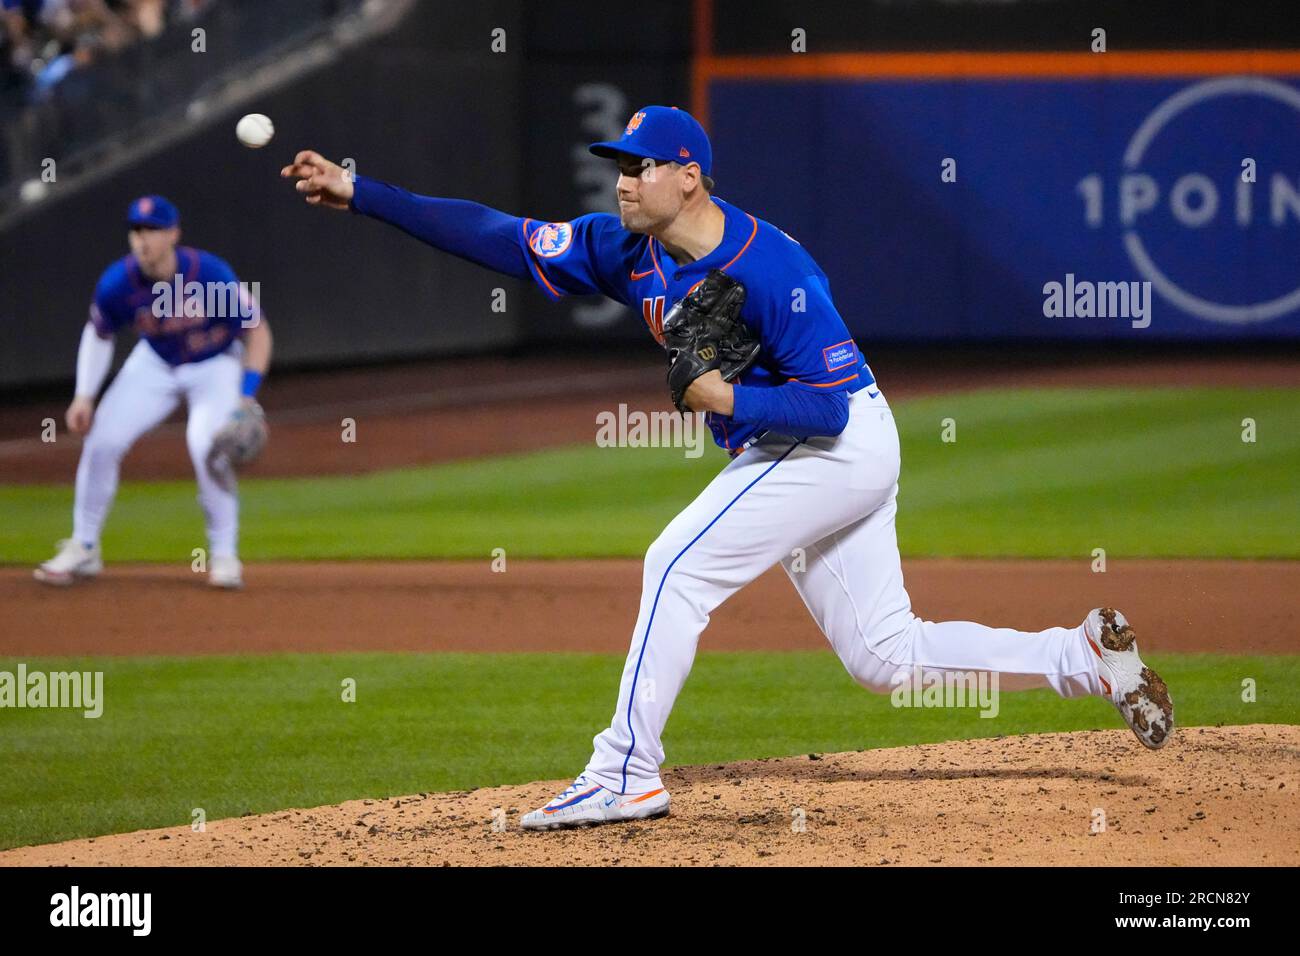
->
[529,221,574,258]
[822,339,859,372]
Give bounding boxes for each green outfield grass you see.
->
[0,650,1296,850]
[1,387,1296,562]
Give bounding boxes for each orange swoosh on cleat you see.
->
[626,788,665,803]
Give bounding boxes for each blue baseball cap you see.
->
[589,106,712,176]
[127,195,180,229]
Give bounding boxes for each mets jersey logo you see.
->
[530,221,573,258]
[641,296,665,344]
[625,111,646,135]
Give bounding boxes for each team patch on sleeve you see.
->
[529,221,574,258]
[822,339,860,373]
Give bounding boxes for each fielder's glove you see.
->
[662,269,760,413]
[206,397,268,492]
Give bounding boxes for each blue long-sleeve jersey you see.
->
[349,175,875,452]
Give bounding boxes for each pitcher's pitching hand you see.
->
[281,151,355,210]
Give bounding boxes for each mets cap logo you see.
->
[530,221,573,258]
[138,197,154,215]
[625,111,646,135]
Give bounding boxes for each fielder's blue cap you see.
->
[127,194,180,229]
[589,106,713,176]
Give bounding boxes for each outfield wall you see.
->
[704,62,1300,341]
[4,2,1300,391]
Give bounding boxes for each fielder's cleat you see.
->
[208,555,244,590]
[520,773,671,831]
[33,539,102,586]
[1083,607,1174,750]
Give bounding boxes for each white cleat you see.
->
[33,539,102,586]
[1083,607,1174,750]
[208,555,243,590]
[520,774,671,831]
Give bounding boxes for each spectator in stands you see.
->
[2,0,211,102]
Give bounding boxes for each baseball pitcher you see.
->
[282,106,1173,830]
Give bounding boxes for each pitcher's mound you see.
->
[4,725,1296,866]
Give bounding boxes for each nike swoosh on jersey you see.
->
[630,268,655,280]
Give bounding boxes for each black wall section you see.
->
[3,0,1294,388]
[712,0,1300,53]
[517,1,692,345]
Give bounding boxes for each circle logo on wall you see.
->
[1119,77,1300,325]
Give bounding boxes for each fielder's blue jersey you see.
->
[89,247,259,366]
[516,198,874,452]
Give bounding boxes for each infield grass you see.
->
[1,650,1296,850]
[2,387,1297,562]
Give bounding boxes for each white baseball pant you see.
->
[583,386,1105,795]
[72,339,243,558]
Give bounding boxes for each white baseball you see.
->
[236,113,275,149]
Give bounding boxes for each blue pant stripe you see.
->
[620,442,801,793]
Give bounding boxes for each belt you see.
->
[726,361,880,457]
[730,429,771,456]
[845,361,877,395]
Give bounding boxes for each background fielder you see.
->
[282,105,1175,830]
[33,195,273,590]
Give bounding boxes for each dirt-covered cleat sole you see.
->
[1083,607,1174,750]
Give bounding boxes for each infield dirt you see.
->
[1,558,1295,655]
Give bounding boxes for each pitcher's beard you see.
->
[619,210,653,232]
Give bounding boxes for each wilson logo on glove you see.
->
[662,270,760,413]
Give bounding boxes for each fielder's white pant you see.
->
[72,340,242,558]
[584,387,1105,795]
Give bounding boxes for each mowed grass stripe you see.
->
[0,387,1295,560]
[0,650,1296,850]
[894,389,1297,556]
